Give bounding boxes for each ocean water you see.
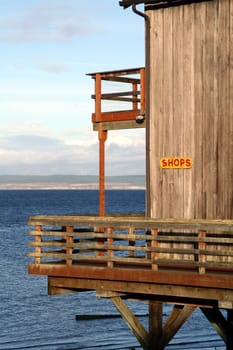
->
[0,189,225,350]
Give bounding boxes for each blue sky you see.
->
[0,0,145,176]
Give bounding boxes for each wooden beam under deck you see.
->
[92,110,141,123]
[44,272,233,349]
[28,264,233,309]
[93,120,145,131]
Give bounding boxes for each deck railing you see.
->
[87,67,146,124]
[28,216,233,275]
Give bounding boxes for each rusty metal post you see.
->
[94,71,108,216]
[98,125,107,216]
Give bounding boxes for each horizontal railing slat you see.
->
[28,252,233,270]
[29,242,233,257]
[29,230,233,242]
[28,215,233,232]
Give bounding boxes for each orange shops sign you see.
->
[160,157,192,169]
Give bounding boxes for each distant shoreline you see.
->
[0,175,145,190]
[0,183,146,190]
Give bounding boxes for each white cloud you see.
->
[0,100,78,119]
[107,129,145,146]
[0,82,91,99]
[38,62,66,73]
[0,129,145,175]
[0,122,47,136]
[0,1,146,175]
[0,133,99,174]
[0,134,64,152]
[0,2,100,42]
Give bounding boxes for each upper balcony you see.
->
[87,67,146,131]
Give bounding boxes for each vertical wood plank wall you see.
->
[147,0,233,219]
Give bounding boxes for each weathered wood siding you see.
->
[147,0,233,219]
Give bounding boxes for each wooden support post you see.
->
[160,305,195,349]
[35,225,42,265]
[201,307,233,348]
[66,226,73,266]
[148,301,163,350]
[227,310,233,350]
[146,230,151,260]
[128,226,135,258]
[132,82,138,110]
[201,307,228,342]
[140,67,146,112]
[148,303,195,349]
[111,296,149,350]
[198,230,206,274]
[151,228,159,271]
[95,73,101,122]
[107,227,113,268]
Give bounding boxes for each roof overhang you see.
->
[119,0,213,10]
[119,0,146,8]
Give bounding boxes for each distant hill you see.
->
[0,175,146,189]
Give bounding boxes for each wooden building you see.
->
[28,1,233,349]
[140,0,233,220]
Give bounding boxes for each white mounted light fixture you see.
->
[135,111,145,124]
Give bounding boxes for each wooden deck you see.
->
[28,215,233,309]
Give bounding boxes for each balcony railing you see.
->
[28,216,233,275]
[87,67,145,128]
